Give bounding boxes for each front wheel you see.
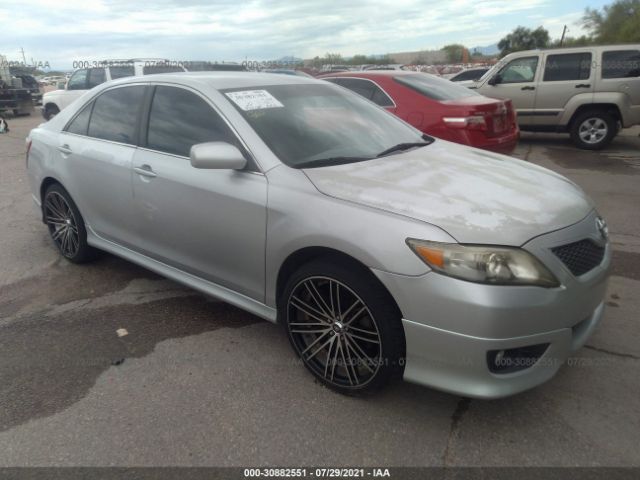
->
[570,111,616,150]
[280,258,405,395]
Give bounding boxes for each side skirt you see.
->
[86,227,278,323]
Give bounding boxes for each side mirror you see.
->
[57,81,67,90]
[488,74,502,86]
[190,142,247,170]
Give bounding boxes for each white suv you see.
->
[41,60,185,120]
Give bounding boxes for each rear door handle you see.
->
[133,164,157,178]
[57,144,72,155]
[575,84,591,88]
[521,86,535,91]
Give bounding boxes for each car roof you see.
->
[319,70,417,78]
[109,71,320,90]
[504,44,640,57]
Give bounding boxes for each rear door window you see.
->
[109,65,135,80]
[67,69,88,90]
[333,78,376,99]
[87,85,146,145]
[143,65,184,75]
[87,68,106,88]
[602,50,640,79]
[145,85,238,157]
[543,53,592,81]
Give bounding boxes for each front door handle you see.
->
[575,84,591,88]
[57,144,72,155]
[134,164,157,178]
[521,86,535,91]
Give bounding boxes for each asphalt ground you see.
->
[0,113,639,467]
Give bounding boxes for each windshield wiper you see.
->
[376,140,432,158]
[295,156,374,169]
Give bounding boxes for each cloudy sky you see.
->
[3,0,610,69]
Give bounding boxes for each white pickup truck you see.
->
[41,60,185,120]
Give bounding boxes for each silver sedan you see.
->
[26,73,610,398]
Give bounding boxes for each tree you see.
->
[324,53,345,65]
[442,44,466,63]
[551,35,594,48]
[348,54,369,65]
[497,26,550,57]
[583,0,640,43]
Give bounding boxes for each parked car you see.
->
[364,64,406,71]
[471,45,640,149]
[262,69,313,78]
[26,72,610,398]
[41,59,186,120]
[448,67,490,86]
[185,61,247,72]
[321,71,519,153]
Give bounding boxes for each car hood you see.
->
[303,141,593,245]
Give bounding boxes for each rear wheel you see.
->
[43,184,98,263]
[43,104,59,121]
[280,258,405,395]
[570,110,616,150]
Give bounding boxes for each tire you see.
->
[279,257,405,395]
[43,183,98,263]
[570,110,617,150]
[43,104,59,121]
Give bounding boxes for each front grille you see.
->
[551,239,605,276]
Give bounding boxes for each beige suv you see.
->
[473,45,640,149]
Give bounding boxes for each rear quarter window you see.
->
[602,50,640,79]
[65,101,94,136]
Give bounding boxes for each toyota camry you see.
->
[26,73,610,398]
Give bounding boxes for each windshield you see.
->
[222,83,427,168]
[478,64,499,82]
[394,73,481,101]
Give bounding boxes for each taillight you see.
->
[26,139,32,168]
[442,115,487,131]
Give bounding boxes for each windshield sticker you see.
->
[225,90,284,111]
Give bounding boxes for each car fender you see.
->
[263,165,456,308]
[558,91,629,127]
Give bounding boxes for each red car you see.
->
[319,71,519,154]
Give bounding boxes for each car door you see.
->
[535,51,594,127]
[56,68,89,110]
[131,84,267,301]
[478,55,541,126]
[60,84,146,248]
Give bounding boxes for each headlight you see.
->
[406,239,560,288]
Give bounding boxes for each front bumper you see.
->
[373,210,611,399]
[401,301,603,399]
